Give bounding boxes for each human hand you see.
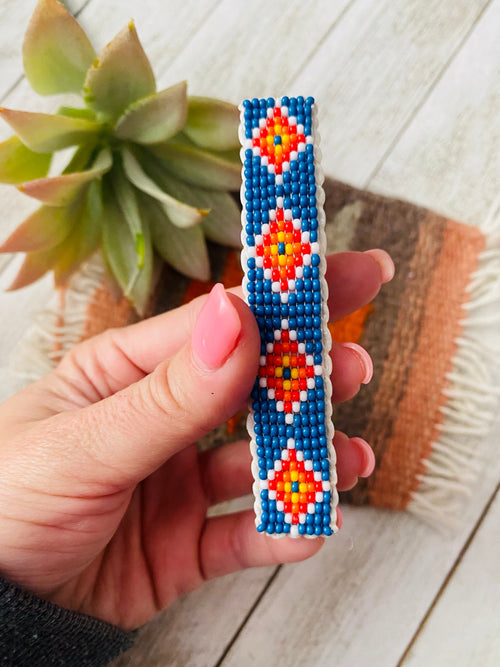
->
[0,250,393,630]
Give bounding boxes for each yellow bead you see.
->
[283,356,290,367]
[271,244,279,255]
[284,482,292,493]
[282,135,290,145]
[291,492,299,504]
[266,135,273,145]
[278,254,287,266]
[277,231,285,243]
[275,366,283,378]
[291,368,299,379]
[285,243,293,255]
[291,471,299,482]
[283,380,291,390]
[274,124,281,135]
[275,144,283,157]
[299,483,307,493]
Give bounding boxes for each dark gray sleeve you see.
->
[0,576,136,666]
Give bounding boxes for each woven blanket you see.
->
[8,180,500,528]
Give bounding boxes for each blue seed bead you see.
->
[266,524,275,535]
[324,491,331,503]
[292,206,301,219]
[257,523,266,532]
[274,135,282,145]
[268,512,276,524]
[283,523,291,534]
[275,523,283,534]
[259,98,266,108]
[298,524,306,535]
[267,97,275,107]
[306,524,315,535]
[323,515,331,526]
[313,460,321,472]
[314,514,322,525]
[291,482,299,492]
[261,511,269,523]
[315,526,324,536]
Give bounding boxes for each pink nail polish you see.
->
[364,249,395,283]
[192,284,241,370]
[341,342,373,384]
[350,437,376,477]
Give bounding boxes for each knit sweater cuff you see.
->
[0,576,136,666]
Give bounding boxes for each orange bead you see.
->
[307,483,315,493]
[280,266,287,279]
[283,391,291,402]
[276,481,284,492]
[299,493,307,504]
[290,461,298,471]
[293,243,302,254]
[271,255,279,267]
[286,256,295,267]
[292,504,299,514]
[292,380,300,391]
[299,368,307,378]
[283,472,291,483]
[299,473,306,483]
[284,493,291,503]
[285,233,294,243]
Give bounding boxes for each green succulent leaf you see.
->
[0,205,72,253]
[184,96,239,151]
[141,161,241,248]
[142,195,210,282]
[114,81,187,145]
[122,147,207,228]
[23,0,96,95]
[0,107,101,153]
[63,142,98,174]
[0,136,51,184]
[102,183,153,315]
[84,21,156,120]
[111,159,145,268]
[57,106,97,121]
[53,180,103,286]
[149,139,241,191]
[19,148,112,206]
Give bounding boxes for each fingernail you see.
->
[192,284,241,370]
[350,437,376,477]
[364,249,395,283]
[340,342,373,384]
[336,507,343,530]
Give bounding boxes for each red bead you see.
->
[274,355,281,366]
[267,366,275,377]
[276,491,284,501]
[252,138,259,147]
[282,461,290,471]
[298,356,306,367]
[289,450,296,461]
[297,461,305,472]
[259,367,267,377]
[298,503,307,513]
[266,118,274,127]
[267,377,276,388]
[263,234,271,246]
[284,401,292,413]
[297,133,305,143]
[301,243,311,255]
[268,479,277,491]
[272,269,280,281]
[307,492,315,503]
[273,107,281,117]
[276,209,284,221]
[315,482,323,491]
[294,255,303,266]
[264,257,272,268]
[307,367,315,378]
[275,389,284,400]
[284,221,293,232]
[282,331,289,342]
[293,230,302,242]
[292,514,299,524]
[290,342,298,352]
[256,245,264,256]
[275,471,283,481]
[299,378,307,389]
[274,343,282,353]
[284,502,292,513]
[306,471,314,482]
[287,267,295,279]
[280,279,288,291]
[291,391,300,402]
[290,141,298,151]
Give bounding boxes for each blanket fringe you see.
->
[407,200,500,529]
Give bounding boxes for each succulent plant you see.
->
[0,0,242,314]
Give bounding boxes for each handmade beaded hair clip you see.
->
[239,96,338,538]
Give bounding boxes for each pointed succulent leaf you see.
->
[7,245,60,291]
[184,96,239,151]
[142,195,210,282]
[0,205,72,253]
[0,107,101,153]
[19,148,112,206]
[143,163,241,248]
[111,159,145,268]
[84,21,156,120]
[53,180,103,286]
[23,0,96,95]
[114,81,187,145]
[0,136,51,184]
[122,148,206,228]
[102,184,153,315]
[63,142,98,174]
[149,140,241,191]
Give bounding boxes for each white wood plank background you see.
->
[0,1,498,666]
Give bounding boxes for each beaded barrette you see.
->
[239,96,338,538]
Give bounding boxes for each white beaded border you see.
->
[239,98,339,538]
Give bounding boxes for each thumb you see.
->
[69,284,259,486]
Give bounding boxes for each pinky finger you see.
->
[200,510,324,580]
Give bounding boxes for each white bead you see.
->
[245,139,253,149]
[302,231,310,243]
[288,439,295,449]
[296,450,304,461]
[274,330,281,340]
[269,209,276,221]
[281,319,289,330]
[281,106,289,117]
[286,514,294,527]
[276,401,284,412]
[300,391,307,402]
[252,127,260,138]
[314,471,322,481]
[272,282,280,292]
[246,245,256,257]
[290,525,299,538]
[282,161,290,172]
[298,343,306,354]
[298,142,306,152]
[253,147,260,156]
[267,342,274,353]
[322,481,331,492]
[303,254,311,265]
[306,355,314,366]
[268,490,276,500]
[292,401,300,412]
[282,449,289,460]
[290,151,298,162]
[285,413,294,424]
[261,156,268,166]
[306,135,314,144]
[314,365,323,376]
[267,107,273,118]
[316,492,324,502]
[299,513,306,524]
[261,223,270,235]
[275,174,283,185]
[276,197,284,208]
[276,500,284,511]
[308,503,315,514]
[295,266,303,279]
[267,389,275,399]
[305,460,313,471]
[297,124,304,134]
[254,235,263,246]
[288,279,295,291]
[259,378,267,388]
[259,117,266,129]
[287,438,295,448]
[289,116,297,126]
[293,219,301,230]
[260,479,268,489]
[280,292,289,303]
[268,470,275,480]
[260,355,266,365]
[284,209,292,220]
[264,268,272,280]
[307,378,315,389]
[311,242,320,254]
[268,163,275,174]
[289,330,297,341]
